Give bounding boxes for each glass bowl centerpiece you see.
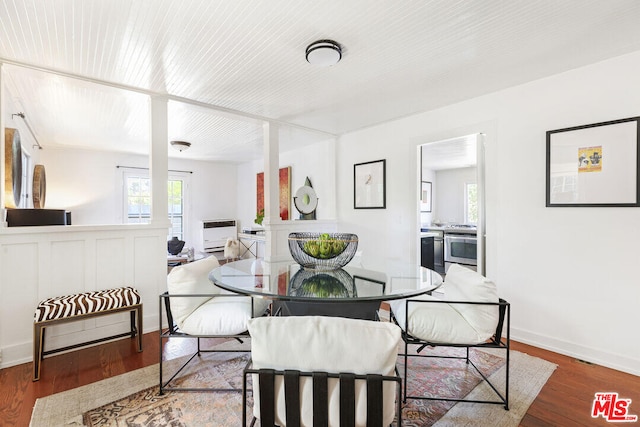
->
[288,232,358,271]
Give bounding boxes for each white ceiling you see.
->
[422,134,478,171]
[2,0,640,162]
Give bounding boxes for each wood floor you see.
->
[0,332,638,426]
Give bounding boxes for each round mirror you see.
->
[4,128,23,208]
[33,164,46,208]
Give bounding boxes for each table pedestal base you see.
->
[272,300,381,321]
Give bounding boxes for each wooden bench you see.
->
[33,286,143,381]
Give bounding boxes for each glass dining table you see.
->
[208,258,443,320]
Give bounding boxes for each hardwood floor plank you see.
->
[0,334,637,426]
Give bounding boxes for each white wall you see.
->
[34,147,238,253]
[419,166,435,227]
[236,137,337,230]
[433,167,476,224]
[167,157,238,253]
[336,50,640,375]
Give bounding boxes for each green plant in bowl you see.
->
[302,233,346,259]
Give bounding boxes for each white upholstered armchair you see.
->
[243,316,403,427]
[389,263,510,409]
[159,256,270,394]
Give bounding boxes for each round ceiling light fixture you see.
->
[305,39,342,66]
[170,140,191,152]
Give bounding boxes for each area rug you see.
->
[30,348,556,427]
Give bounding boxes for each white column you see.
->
[263,121,280,260]
[0,62,5,221]
[149,95,170,228]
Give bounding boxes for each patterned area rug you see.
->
[84,354,250,426]
[31,347,556,427]
[83,348,502,427]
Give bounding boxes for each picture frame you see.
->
[546,117,640,207]
[257,166,291,220]
[420,181,432,212]
[354,159,386,209]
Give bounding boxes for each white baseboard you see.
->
[0,315,158,370]
[511,327,640,377]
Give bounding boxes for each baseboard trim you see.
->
[512,327,640,376]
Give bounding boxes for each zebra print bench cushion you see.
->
[34,287,141,323]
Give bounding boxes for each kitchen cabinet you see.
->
[422,229,445,274]
[420,235,435,270]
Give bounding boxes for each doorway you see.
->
[419,134,486,275]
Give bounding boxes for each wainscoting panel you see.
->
[50,239,87,297]
[95,237,127,290]
[0,224,167,368]
[0,242,39,358]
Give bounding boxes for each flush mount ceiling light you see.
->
[305,39,342,66]
[170,140,191,152]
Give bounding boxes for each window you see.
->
[465,182,478,225]
[126,175,151,223]
[167,180,184,240]
[125,174,186,240]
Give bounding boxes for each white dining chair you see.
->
[159,255,270,394]
[243,315,403,426]
[389,263,510,409]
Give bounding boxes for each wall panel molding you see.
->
[0,225,167,368]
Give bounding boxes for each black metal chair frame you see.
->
[391,298,510,410]
[242,359,403,427]
[159,291,264,394]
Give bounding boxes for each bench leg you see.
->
[130,310,136,337]
[135,305,143,352]
[33,323,45,381]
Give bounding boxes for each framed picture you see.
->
[546,117,640,207]
[257,166,291,219]
[354,159,386,209]
[420,181,432,212]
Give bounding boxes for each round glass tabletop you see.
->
[208,258,443,303]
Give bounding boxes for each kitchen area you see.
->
[419,134,481,276]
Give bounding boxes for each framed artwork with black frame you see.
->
[354,159,386,209]
[546,116,640,207]
[420,181,432,212]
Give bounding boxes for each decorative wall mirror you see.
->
[33,164,46,208]
[4,128,23,208]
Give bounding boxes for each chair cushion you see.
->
[389,264,499,344]
[179,295,268,336]
[166,256,221,327]
[390,294,491,344]
[444,264,499,340]
[34,287,140,322]
[248,316,401,426]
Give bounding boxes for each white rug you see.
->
[433,350,556,426]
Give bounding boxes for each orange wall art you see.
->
[256,166,291,221]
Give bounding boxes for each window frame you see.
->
[464,181,478,225]
[122,170,189,240]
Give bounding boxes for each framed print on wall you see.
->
[546,116,640,207]
[420,181,432,212]
[354,159,386,209]
[257,166,292,220]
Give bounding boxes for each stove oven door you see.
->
[444,234,477,266]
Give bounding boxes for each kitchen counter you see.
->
[422,225,477,235]
[420,231,440,238]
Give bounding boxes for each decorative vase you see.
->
[168,237,186,255]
